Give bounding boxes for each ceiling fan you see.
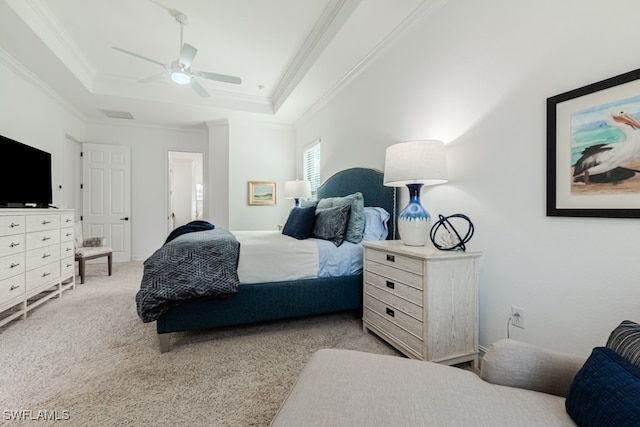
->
[112,12,242,98]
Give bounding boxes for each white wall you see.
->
[228,119,295,230]
[0,53,85,207]
[85,121,208,260]
[295,0,640,356]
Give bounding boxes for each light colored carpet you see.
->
[1,262,401,426]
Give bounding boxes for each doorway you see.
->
[167,151,204,233]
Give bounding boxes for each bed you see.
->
[140,167,396,352]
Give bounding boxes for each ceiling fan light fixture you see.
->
[171,71,191,85]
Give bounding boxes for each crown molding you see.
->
[294,0,449,127]
[0,47,86,122]
[271,0,361,113]
[6,0,96,91]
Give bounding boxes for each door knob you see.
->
[120,217,130,221]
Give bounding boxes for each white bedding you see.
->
[232,230,363,284]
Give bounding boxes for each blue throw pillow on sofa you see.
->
[565,346,640,426]
[282,206,316,240]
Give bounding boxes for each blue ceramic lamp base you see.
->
[397,183,430,246]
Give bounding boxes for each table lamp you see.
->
[383,140,448,246]
[284,179,311,208]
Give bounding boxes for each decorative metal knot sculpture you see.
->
[429,214,474,251]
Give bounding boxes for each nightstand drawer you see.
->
[365,280,423,321]
[366,249,423,275]
[366,261,423,290]
[365,271,423,306]
[364,307,423,357]
[364,292,423,338]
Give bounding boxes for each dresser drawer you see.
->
[26,214,60,232]
[60,240,75,259]
[365,292,423,338]
[0,273,25,306]
[366,248,423,275]
[60,212,74,228]
[0,215,25,236]
[26,245,61,271]
[26,262,60,291]
[365,281,423,321]
[365,271,423,306]
[61,255,75,279]
[60,226,74,243]
[364,307,423,357]
[26,229,60,250]
[0,252,25,281]
[0,234,25,257]
[366,260,423,290]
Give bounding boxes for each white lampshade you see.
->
[284,180,311,199]
[383,140,448,187]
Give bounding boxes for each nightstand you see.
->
[362,240,481,369]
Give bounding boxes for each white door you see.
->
[82,143,131,262]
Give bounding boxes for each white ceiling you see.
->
[0,0,443,128]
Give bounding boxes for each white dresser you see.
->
[362,240,481,369]
[0,209,75,328]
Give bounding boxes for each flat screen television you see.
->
[0,134,52,208]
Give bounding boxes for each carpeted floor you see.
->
[1,262,402,426]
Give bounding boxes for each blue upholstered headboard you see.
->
[317,167,397,240]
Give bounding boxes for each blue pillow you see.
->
[316,192,364,244]
[362,207,390,241]
[282,206,316,240]
[606,320,640,370]
[311,204,351,247]
[565,347,640,426]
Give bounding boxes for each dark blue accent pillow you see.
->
[312,204,351,247]
[282,206,316,240]
[565,347,640,427]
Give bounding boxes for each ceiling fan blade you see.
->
[138,73,167,84]
[190,78,210,98]
[193,70,242,85]
[180,43,197,68]
[112,47,167,68]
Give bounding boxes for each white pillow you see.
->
[362,207,390,241]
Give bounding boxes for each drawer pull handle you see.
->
[10,222,20,228]
[10,263,20,268]
[66,219,72,223]
[66,247,72,252]
[386,307,395,317]
[42,236,51,241]
[42,220,51,225]
[10,242,20,248]
[386,281,395,289]
[42,254,51,259]
[386,254,395,262]
[66,263,73,268]
[10,284,20,291]
[42,272,51,277]
[66,232,72,237]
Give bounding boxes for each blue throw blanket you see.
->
[164,220,215,244]
[136,228,240,323]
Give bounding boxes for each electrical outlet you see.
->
[511,306,525,329]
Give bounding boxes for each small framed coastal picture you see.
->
[547,67,640,218]
[248,181,276,206]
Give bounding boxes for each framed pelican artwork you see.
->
[547,67,640,218]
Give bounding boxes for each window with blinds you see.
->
[303,141,321,199]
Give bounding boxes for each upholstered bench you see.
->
[74,221,113,284]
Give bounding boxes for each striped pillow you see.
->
[606,320,640,369]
